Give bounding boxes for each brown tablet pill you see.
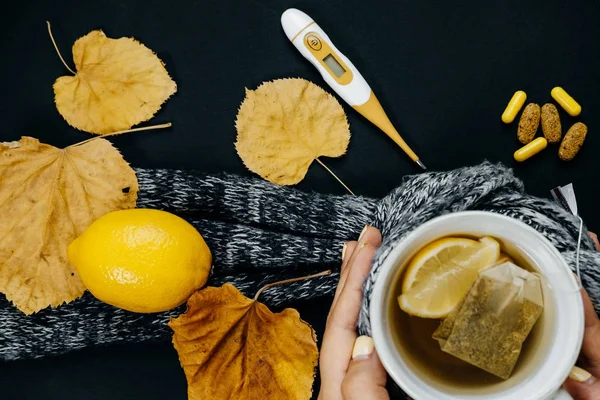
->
[518,103,540,144]
[541,104,562,143]
[559,122,587,161]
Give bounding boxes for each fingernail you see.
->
[569,366,596,384]
[341,243,348,260]
[352,335,374,360]
[359,225,370,241]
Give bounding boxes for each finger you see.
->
[579,288,600,375]
[338,227,381,294]
[589,232,600,252]
[320,244,378,399]
[343,242,358,266]
[320,244,369,400]
[331,241,358,305]
[563,371,600,400]
[341,336,389,400]
[328,243,378,333]
[341,241,359,275]
[331,226,382,312]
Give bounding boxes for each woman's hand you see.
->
[563,288,600,399]
[318,226,389,400]
[563,232,600,399]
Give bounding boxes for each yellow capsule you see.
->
[514,137,548,162]
[502,90,527,123]
[551,87,581,116]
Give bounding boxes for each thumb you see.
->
[563,367,600,400]
[341,336,390,400]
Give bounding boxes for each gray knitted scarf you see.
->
[0,161,598,362]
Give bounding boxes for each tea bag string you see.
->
[550,183,583,288]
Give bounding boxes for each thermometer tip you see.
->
[416,160,427,170]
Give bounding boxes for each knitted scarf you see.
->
[0,162,598,362]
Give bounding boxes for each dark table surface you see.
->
[1,0,599,398]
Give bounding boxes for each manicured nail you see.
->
[569,366,596,384]
[352,335,374,360]
[341,243,348,261]
[359,225,370,241]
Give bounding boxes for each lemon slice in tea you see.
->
[399,236,500,318]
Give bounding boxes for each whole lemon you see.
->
[68,209,211,313]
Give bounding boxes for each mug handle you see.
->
[552,388,573,399]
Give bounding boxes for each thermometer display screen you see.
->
[323,54,346,77]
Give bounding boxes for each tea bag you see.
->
[432,262,543,379]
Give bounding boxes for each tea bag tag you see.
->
[551,183,578,216]
[551,183,583,289]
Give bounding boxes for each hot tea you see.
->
[388,235,545,391]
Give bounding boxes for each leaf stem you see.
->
[46,21,76,75]
[315,158,355,195]
[69,123,173,147]
[253,269,332,301]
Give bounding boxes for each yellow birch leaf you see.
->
[169,283,318,400]
[235,78,350,185]
[53,29,177,135]
[0,137,138,314]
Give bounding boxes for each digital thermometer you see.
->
[281,8,426,170]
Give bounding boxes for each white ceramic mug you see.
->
[370,211,584,400]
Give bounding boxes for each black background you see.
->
[1,0,599,398]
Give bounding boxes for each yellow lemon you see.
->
[399,236,500,318]
[68,209,212,313]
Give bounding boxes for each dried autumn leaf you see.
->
[169,283,318,400]
[52,27,177,135]
[0,137,138,314]
[235,78,350,185]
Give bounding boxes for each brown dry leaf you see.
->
[0,137,138,314]
[235,78,350,185]
[169,283,318,400]
[52,28,177,135]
